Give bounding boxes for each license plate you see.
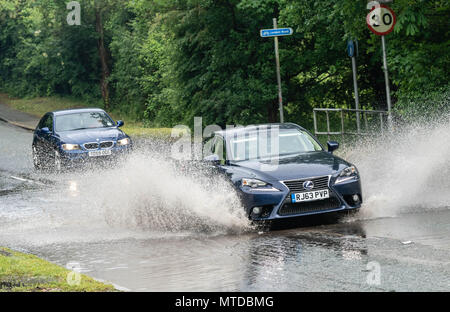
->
[88,150,112,157]
[291,189,329,203]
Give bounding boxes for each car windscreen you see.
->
[55,112,115,132]
[228,129,323,161]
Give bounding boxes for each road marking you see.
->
[10,175,45,186]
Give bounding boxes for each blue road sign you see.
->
[347,40,355,57]
[260,28,293,38]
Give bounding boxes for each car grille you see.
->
[84,143,99,150]
[278,197,341,216]
[282,176,329,192]
[99,141,113,148]
[83,141,114,150]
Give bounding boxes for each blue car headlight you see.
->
[335,166,359,184]
[241,178,280,191]
[62,143,81,151]
[117,138,131,146]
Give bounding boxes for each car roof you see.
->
[213,123,306,139]
[51,108,106,116]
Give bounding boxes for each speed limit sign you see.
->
[366,4,396,36]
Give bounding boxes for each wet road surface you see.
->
[0,120,449,291]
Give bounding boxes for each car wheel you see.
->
[347,208,360,216]
[54,150,62,173]
[32,145,42,170]
[252,220,273,231]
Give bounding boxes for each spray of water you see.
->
[0,142,251,246]
[2,115,449,246]
[94,152,250,234]
[340,114,450,219]
[63,114,450,233]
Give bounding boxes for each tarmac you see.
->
[0,102,39,131]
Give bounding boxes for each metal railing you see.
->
[313,108,389,140]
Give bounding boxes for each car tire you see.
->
[347,208,360,215]
[32,145,42,170]
[252,220,273,231]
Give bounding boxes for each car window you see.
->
[229,129,322,161]
[214,136,226,163]
[55,112,114,132]
[38,114,48,129]
[40,114,53,131]
[203,136,216,158]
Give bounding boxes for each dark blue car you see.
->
[204,123,362,221]
[32,108,132,171]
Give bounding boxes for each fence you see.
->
[313,108,389,141]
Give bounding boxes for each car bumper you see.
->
[59,145,132,167]
[238,177,362,221]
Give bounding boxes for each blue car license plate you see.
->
[88,150,112,157]
[291,189,329,203]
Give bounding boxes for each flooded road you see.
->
[0,120,449,291]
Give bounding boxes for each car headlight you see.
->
[335,166,358,184]
[62,143,81,151]
[117,138,131,146]
[241,178,280,191]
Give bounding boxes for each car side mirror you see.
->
[116,120,124,127]
[203,154,220,164]
[327,141,339,153]
[41,127,50,133]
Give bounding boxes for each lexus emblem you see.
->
[303,180,314,191]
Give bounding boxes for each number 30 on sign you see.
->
[366,4,396,36]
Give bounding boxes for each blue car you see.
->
[32,108,132,171]
[204,123,362,221]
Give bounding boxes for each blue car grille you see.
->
[278,197,341,216]
[100,141,113,148]
[83,141,114,150]
[84,143,99,150]
[282,176,329,192]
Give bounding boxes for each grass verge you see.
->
[0,93,172,139]
[0,247,117,292]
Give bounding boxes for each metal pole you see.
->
[273,18,284,123]
[379,112,384,134]
[381,35,392,129]
[351,56,361,134]
[364,111,368,133]
[326,110,330,141]
[313,110,318,135]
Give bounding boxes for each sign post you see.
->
[366,3,396,129]
[260,20,293,123]
[381,35,392,129]
[348,39,361,134]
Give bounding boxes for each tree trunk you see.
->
[95,9,110,110]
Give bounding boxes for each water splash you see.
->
[0,144,251,246]
[96,152,250,234]
[340,114,450,219]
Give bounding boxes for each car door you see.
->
[36,114,56,154]
[34,114,49,153]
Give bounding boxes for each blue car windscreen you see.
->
[230,129,322,161]
[55,112,115,132]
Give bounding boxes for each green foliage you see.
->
[0,0,448,128]
[0,0,101,101]
[394,85,450,121]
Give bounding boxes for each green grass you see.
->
[0,247,117,292]
[0,93,90,116]
[0,93,172,139]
